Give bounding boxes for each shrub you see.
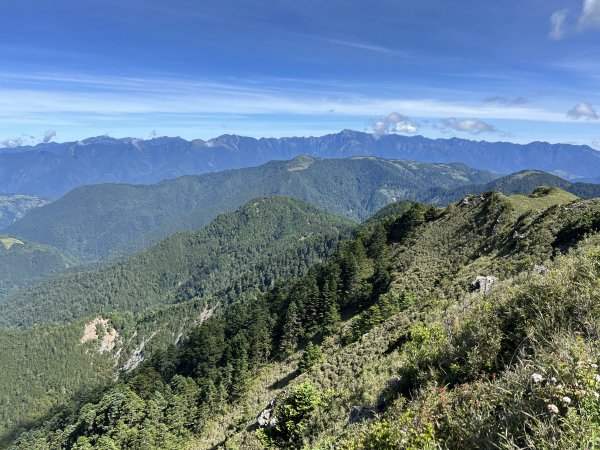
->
[259,381,326,449]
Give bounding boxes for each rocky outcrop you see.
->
[470,276,498,295]
[80,317,118,354]
[121,330,158,372]
[257,400,278,427]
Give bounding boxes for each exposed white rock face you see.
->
[80,317,118,354]
[471,275,498,295]
[121,331,158,372]
[257,400,278,427]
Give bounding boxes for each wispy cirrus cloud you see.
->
[318,37,409,57]
[0,71,572,123]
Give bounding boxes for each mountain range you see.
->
[2,156,599,310]
[4,156,496,262]
[2,130,600,198]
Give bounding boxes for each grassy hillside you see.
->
[432,170,600,205]
[0,194,47,229]
[6,156,495,261]
[0,236,76,300]
[9,188,600,449]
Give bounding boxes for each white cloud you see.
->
[43,129,57,143]
[372,112,420,136]
[0,70,583,132]
[550,10,568,39]
[319,37,408,57]
[567,101,599,120]
[394,121,418,134]
[579,0,600,28]
[550,0,600,39]
[442,118,498,135]
[0,137,23,148]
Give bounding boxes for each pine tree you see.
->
[279,301,301,357]
[322,298,341,336]
[298,342,324,373]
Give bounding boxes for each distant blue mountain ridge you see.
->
[1,130,599,198]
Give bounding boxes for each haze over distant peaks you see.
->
[1,130,599,198]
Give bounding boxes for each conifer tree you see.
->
[279,301,301,357]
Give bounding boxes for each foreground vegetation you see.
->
[6,187,600,449]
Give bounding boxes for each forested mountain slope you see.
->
[2,130,599,198]
[0,236,76,300]
[6,156,494,261]
[0,197,352,442]
[0,197,352,328]
[9,187,600,449]
[0,194,47,229]
[3,164,598,301]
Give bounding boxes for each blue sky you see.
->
[1,0,599,147]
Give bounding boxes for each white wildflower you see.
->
[562,396,572,404]
[531,373,544,384]
[547,404,559,414]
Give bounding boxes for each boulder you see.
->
[470,276,498,295]
[257,400,278,427]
